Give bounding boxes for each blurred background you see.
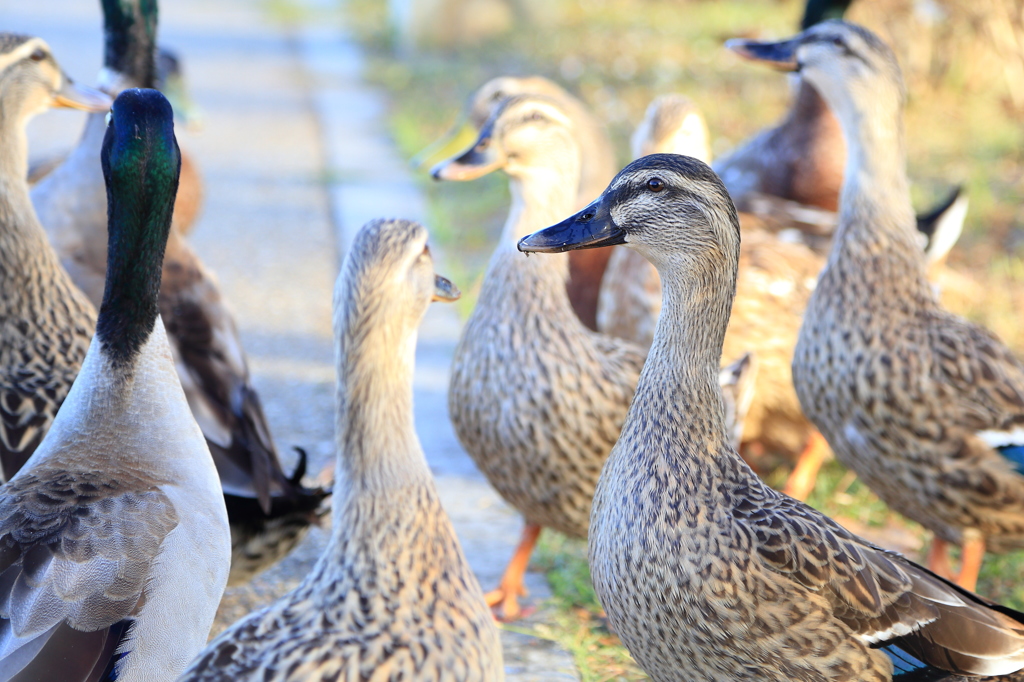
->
[349,0,1024,346]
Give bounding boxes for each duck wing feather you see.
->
[159,233,296,514]
[731,475,1024,676]
[0,468,178,681]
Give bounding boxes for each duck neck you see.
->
[0,104,30,190]
[102,0,158,89]
[500,158,581,249]
[333,318,427,521]
[834,100,916,248]
[96,145,177,372]
[635,251,737,471]
[0,107,64,301]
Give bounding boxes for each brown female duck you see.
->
[730,21,1024,592]
[181,219,503,682]
[424,75,618,330]
[520,151,1024,682]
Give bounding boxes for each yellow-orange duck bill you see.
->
[517,198,625,254]
[429,130,504,182]
[53,75,113,112]
[432,274,461,302]
[725,37,801,72]
[410,116,479,171]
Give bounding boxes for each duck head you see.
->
[0,34,111,121]
[431,94,579,183]
[726,21,903,133]
[335,219,459,348]
[411,75,569,170]
[631,94,711,163]
[518,153,739,277]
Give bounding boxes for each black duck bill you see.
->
[725,36,801,72]
[432,274,460,302]
[517,196,624,254]
[429,117,504,182]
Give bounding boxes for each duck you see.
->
[431,93,753,620]
[597,94,712,349]
[518,152,1024,682]
[719,20,1024,594]
[419,75,618,331]
[30,0,328,585]
[717,0,967,266]
[598,93,828,500]
[179,218,504,682]
[0,87,231,682]
[0,34,110,482]
[27,45,205,238]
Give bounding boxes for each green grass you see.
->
[339,0,1024,675]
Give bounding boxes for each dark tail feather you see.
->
[289,446,308,485]
[915,186,963,241]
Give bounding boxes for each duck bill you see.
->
[429,122,504,182]
[432,274,461,302]
[725,37,800,71]
[411,116,479,171]
[518,199,625,254]
[53,75,113,112]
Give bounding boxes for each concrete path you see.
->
[11,0,579,678]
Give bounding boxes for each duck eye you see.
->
[421,244,430,257]
[29,48,46,62]
[647,177,665,192]
[831,36,845,48]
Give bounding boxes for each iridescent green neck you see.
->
[102,0,158,87]
[96,90,179,368]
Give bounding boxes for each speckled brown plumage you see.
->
[438,96,644,544]
[180,219,502,681]
[520,152,1024,682]
[785,23,1024,562]
[460,76,618,330]
[0,35,98,482]
[599,95,823,459]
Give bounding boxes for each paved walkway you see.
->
[11,0,579,678]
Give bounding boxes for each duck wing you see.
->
[0,468,178,682]
[926,311,1024,473]
[731,475,1024,677]
[159,232,297,514]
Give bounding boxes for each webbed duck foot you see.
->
[485,523,542,622]
[782,430,831,501]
